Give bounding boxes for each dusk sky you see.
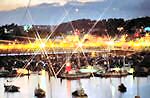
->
[0,0,149,25]
[0,0,103,11]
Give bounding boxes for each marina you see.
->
[0,72,150,98]
[0,0,150,98]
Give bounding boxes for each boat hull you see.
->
[59,73,91,80]
[72,90,88,98]
[4,85,20,92]
[34,88,45,97]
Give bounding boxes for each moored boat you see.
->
[58,62,91,80]
[59,71,91,80]
[72,88,88,98]
[101,68,128,78]
[34,88,45,97]
[118,83,127,93]
[34,84,46,97]
[0,70,9,77]
[4,84,20,92]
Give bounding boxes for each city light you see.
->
[40,43,46,48]
[0,34,150,52]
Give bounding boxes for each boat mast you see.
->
[77,52,80,68]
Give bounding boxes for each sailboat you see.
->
[4,80,20,92]
[34,70,46,97]
[4,84,20,92]
[72,88,88,98]
[118,57,127,93]
[118,83,127,93]
[72,79,88,98]
[34,83,46,97]
[118,69,127,93]
[72,52,88,98]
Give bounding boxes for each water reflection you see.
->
[0,72,150,98]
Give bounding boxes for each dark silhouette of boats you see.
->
[4,84,20,92]
[133,72,148,77]
[133,66,148,77]
[72,88,88,98]
[118,83,127,93]
[34,83,45,97]
[101,69,128,78]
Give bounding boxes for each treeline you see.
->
[0,23,25,41]
[55,16,150,36]
[0,16,150,41]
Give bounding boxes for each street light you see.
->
[40,43,45,48]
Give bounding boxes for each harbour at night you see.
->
[0,0,150,98]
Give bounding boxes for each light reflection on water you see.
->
[0,72,150,98]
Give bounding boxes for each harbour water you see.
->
[0,71,150,98]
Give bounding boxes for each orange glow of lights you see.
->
[40,43,46,48]
[0,34,150,52]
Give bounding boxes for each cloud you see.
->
[0,0,103,11]
[76,0,102,3]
